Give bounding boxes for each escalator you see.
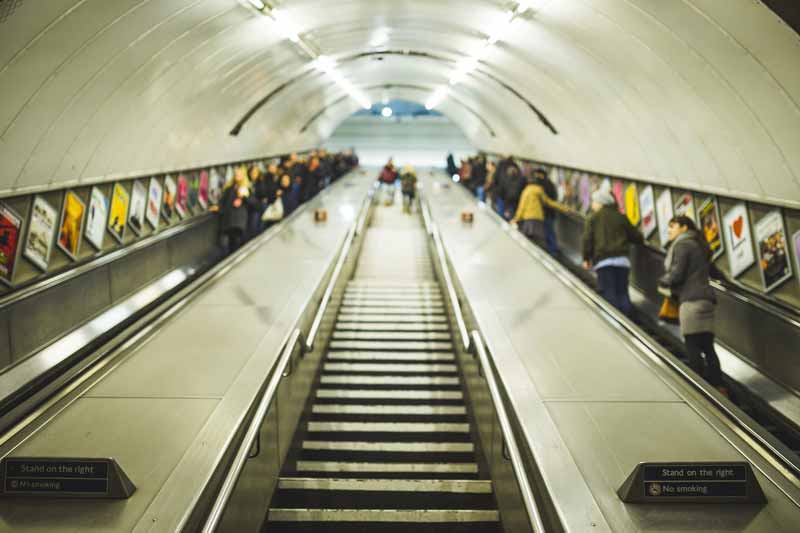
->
[263,203,502,532]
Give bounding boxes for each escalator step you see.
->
[311,404,466,415]
[271,490,497,509]
[302,441,474,452]
[326,352,455,361]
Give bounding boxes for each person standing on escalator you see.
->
[659,216,726,395]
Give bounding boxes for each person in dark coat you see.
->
[582,188,643,316]
[220,166,251,255]
[446,153,458,178]
[659,216,725,393]
[248,164,268,238]
[533,168,559,256]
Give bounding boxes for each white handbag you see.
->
[261,197,284,221]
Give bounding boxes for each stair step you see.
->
[329,341,453,351]
[295,462,479,474]
[312,405,466,415]
[268,508,498,523]
[261,521,503,532]
[332,332,452,341]
[271,489,495,510]
[337,314,448,323]
[338,307,446,315]
[327,352,454,361]
[302,441,473,452]
[307,422,470,433]
[320,375,459,386]
[277,478,492,493]
[342,299,444,307]
[335,323,450,332]
[317,389,463,400]
[343,292,443,300]
[324,363,457,373]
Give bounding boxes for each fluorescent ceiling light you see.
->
[271,9,300,42]
[314,55,372,110]
[247,0,266,10]
[425,87,450,110]
[381,106,393,117]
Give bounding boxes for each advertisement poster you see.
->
[187,172,199,213]
[794,231,800,283]
[639,185,656,239]
[208,168,223,207]
[722,203,755,278]
[624,184,640,226]
[579,174,591,214]
[146,178,162,230]
[176,174,188,219]
[23,196,58,271]
[612,180,625,213]
[162,176,177,222]
[698,197,724,260]
[674,192,695,221]
[198,170,209,210]
[84,187,107,251]
[753,210,792,292]
[0,203,23,285]
[128,180,147,236]
[56,191,86,261]
[108,183,129,243]
[655,189,673,247]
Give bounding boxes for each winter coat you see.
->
[659,231,716,305]
[513,183,569,222]
[535,177,558,219]
[582,205,643,263]
[400,172,417,193]
[220,186,249,233]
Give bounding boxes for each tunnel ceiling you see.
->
[1,0,800,207]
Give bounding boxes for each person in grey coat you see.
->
[659,215,724,392]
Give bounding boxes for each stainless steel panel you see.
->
[0,396,218,533]
[547,401,798,532]
[110,241,171,301]
[0,313,10,369]
[9,265,110,361]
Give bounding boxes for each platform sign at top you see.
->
[618,462,765,504]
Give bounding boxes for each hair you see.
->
[668,215,711,259]
[533,168,546,178]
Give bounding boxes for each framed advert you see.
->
[85,187,108,251]
[698,197,724,260]
[0,203,23,286]
[625,184,640,226]
[128,180,147,236]
[655,189,673,248]
[198,170,209,210]
[674,192,695,222]
[146,178,162,230]
[753,210,792,292]
[579,174,591,214]
[639,185,656,239]
[793,230,800,285]
[162,175,177,222]
[186,172,199,213]
[208,168,223,207]
[23,196,58,272]
[175,174,188,219]
[612,180,625,213]
[56,190,86,261]
[722,203,755,278]
[108,183,130,243]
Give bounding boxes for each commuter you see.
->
[511,174,571,247]
[446,153,458,178]
[533,168,560,256]
[484,160,496,206]
[220,166,251,254]
[285,174,302,215]
[400,164,418,214]
[248,164,268,237]
[379,158,398,205]
[472,155,488,201]
[581,188,643,316]
[501,165,525,220]
[659,216,725,394]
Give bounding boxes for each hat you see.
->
[592,189,616,206]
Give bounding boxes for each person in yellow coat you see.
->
[511,174,572,246]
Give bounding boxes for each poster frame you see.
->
[674,192,695,222]
[198,170,209,211]
[23,195,58,273]
[107,183,129,244]
[698,197,724,261]
[162,175,176,223]
[84,186,108,252]
[722,202,755,279]
[655,188,673,248]
[639,185,656,239]
[175,174,188,220]
[625,183,640,226]
[753,209,793,293]
[127,180,147,237]
[55,190,87,262]
[793,230,800,287]
[146,177,163,230]
[0,202,24,287]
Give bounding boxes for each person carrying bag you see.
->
[261,195,284,222]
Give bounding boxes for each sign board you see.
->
[618,462,765,504]
[1,457,135,499]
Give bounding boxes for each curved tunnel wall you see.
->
[2,0,800,208]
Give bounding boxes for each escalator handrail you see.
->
[201,327,304,533]
[306,224,356,351]
[471,330,547,533]
[432,226,470,352]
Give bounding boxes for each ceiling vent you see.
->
[0,0,23,24]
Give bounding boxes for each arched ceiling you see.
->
[1,0,799,207]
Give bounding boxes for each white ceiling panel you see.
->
[0,0,798,207]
